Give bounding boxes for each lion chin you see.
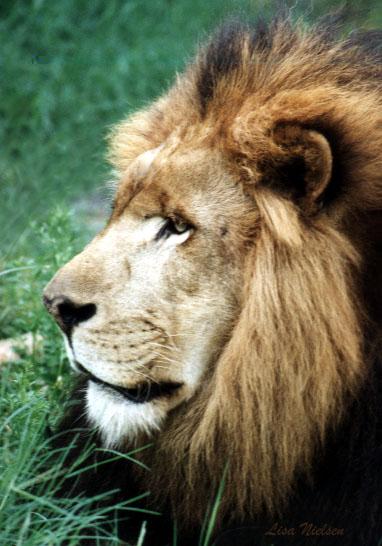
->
[85,382,167,446]
[44,13,382,546]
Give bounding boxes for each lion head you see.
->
[44,18,382,526]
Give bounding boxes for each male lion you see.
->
[44,15,382,546]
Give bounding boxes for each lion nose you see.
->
[43,295,96,333]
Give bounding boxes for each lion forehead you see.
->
[113,145,253,233]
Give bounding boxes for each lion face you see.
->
[44,144,252,445]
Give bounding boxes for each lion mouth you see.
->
[76,362,183,404]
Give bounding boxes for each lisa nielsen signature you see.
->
[265,522,345,537]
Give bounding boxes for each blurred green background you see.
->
[1,1,382,544]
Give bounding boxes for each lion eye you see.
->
[156,217,192,240]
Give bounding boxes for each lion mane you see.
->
[54,15,382,546]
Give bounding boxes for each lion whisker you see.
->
[148,350,180,367]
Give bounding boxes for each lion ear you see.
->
[262,124,333,213]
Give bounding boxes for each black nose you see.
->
[43,296,96,333]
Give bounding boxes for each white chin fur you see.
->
[86,381,166,447]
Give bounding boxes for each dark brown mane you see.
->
[196,16,382,117]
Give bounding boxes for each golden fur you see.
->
[46,16,382,530]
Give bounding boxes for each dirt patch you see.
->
[0,332,43,364]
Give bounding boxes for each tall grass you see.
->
[0,396,157,545]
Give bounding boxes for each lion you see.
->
[43,15,382,546]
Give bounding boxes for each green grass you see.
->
[1,1,382,544]
[1,398,148,545]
